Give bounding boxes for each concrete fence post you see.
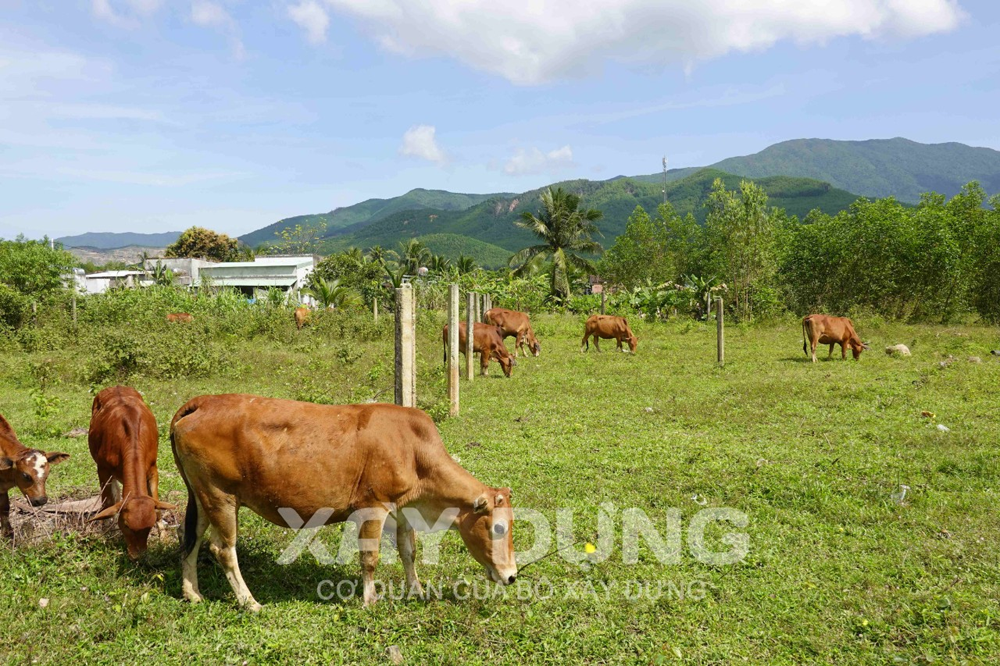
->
[394,283,416,408]
[601,289,606,315]
[448,284,460,416]
[373,298,378,324]
[716,297,724,366]
[465,291,475,381]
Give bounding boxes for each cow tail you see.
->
[170,409,199,558]
[802,318,809,356]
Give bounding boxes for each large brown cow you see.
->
[294,306,310,330]
[581,314,638,353]
[89,386,175,559]
[0,414,69,538]
[166,313,194,323]
[485,307,541,357]
[171,395,517,609]
[442,322,515,377]
[801,314,869,362]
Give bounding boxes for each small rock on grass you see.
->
[387,645,403,665]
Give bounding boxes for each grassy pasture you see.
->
[1,312,999,664]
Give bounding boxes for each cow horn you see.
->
[472,495,489,513]
[155,500,178,511]
[90,502,123,522]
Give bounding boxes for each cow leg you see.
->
[479,351,490,377]
[359,516,386,606]
[97,466,118,510]
[396,519,423,598]
[594,337,601,352]
[181,493,210,604]
[147,465,168,535]
[206,502,261,612]
[0,491,11,539]
[580,331,590,353]
[810,339,818,363]
[841,342,847,360]
[828,343,835,359]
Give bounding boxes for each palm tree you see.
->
[344,247,365,265]
[305,278,359,309]
[509,187,604,299]
[394,239,432,275]
[429,255,450,273]
[456,255,476,274]
[367,245,387,266]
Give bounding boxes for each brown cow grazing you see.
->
[294,306,310,330]
[0,414,69,538]
[89,386,175,559]
[171,395,517,609]
[166,313,194,323]
[442,322,515,377]
[485,307,541,357]
[802,314,869,363]
[581,314,638,353]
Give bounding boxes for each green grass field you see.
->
[2,313,999,664]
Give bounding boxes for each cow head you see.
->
[850,338,869,360]
[92,495,176,560]
[627,334,638,353]
[492,346,515,377]
[0,450,70,507]
[527,332,541,357]
[458,487,517,586]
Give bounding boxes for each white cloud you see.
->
[504,145,574,175]
[288,1,331,45]
[319,0,966,84]
[91,0,165,27]
[399,125,446,164]
[190,1,245,59]
[190,0,230,27]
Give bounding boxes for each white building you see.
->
[196,256,315,298]
[143,257,216,287]
[83,270,154,295]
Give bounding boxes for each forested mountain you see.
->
[702,138,1000,203]
[56,231,181,249]
[316,169,861,264]
[239,188,509,248]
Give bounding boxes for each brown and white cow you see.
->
[801,314,869,362]
[166,313,194,323]
[294,306,310,330]
[581,314,638,353]
[485,307,541,357]
[0,414,69,538]
[442,322,516,377]
[89,386,175,559]
[171,395,517,610]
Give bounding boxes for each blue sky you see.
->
[1,0,996,240]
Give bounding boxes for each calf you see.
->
[166,313,194,323]
[802,314,869,362]
[294,306,311,330]
[442,322,515,377]
[581,314,638,353]
[0,414,69,538]
[89,386,175,559]
[485,307,541,357]
[171,395,516,609]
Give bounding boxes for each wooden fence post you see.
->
[601,289,606,314]
[448,284,460,416]
[466,291,475,381]
[716,297,724,366]
[395,283,416,407]
[373,298,378,324]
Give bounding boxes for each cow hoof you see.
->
[246,601,263,613]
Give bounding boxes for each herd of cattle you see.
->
[0,305,867,609]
